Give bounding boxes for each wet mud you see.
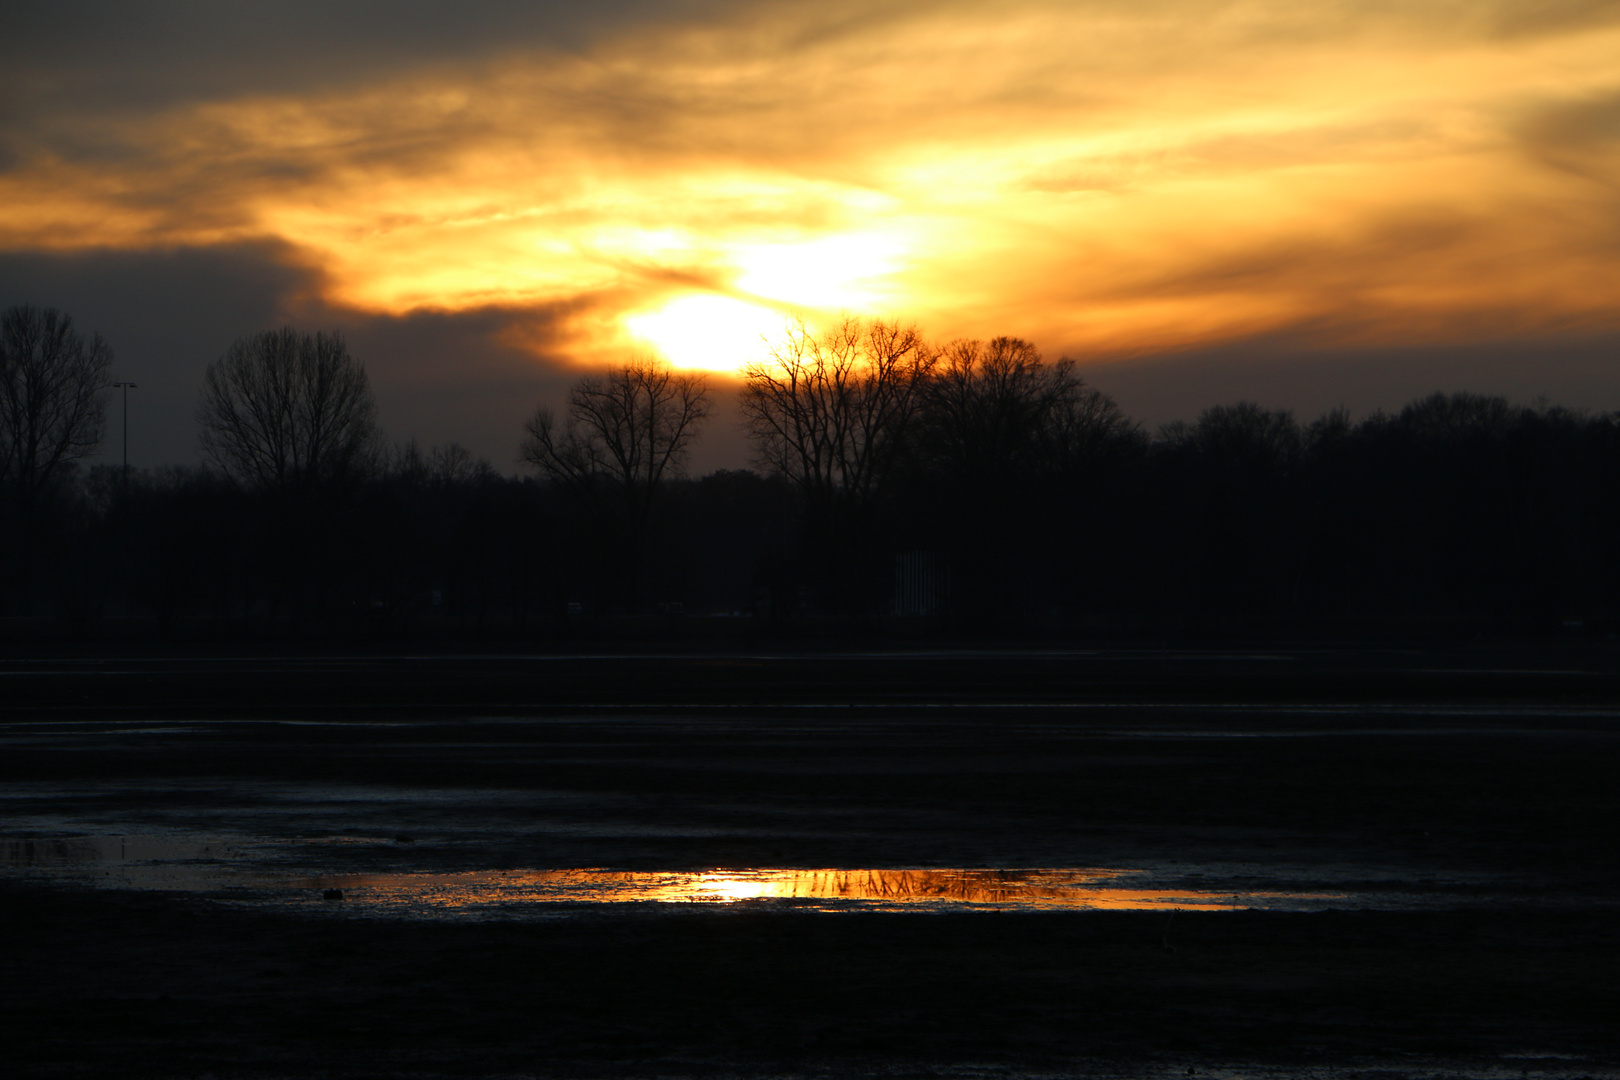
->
[3,646,1619,1078]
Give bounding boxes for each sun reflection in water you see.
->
[0,844,1345,912]
[283,868,1341,913]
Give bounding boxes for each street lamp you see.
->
[110,381,137,479]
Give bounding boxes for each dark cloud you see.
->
[5,237,1616,476]
[0,241,308,467]
[6,0,1618,474]
[1104,210,1483,303]
[1490,0,1620,38]
[336,305,753,474]
[1077,329,1620,428]
[0,241,641,472]
[1516,90,1620,187]
[300,302,580,470]
[0,1,738,115]
[1040,198,1620,360]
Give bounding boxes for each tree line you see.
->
[4,303,1619,640]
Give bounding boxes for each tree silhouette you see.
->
[1153,403,1306,631]
[921,336,1135,480]
[197,328,379,493]
[7,290,1619,640]
[0,305,112,510]
[739,317,936,614]
[741,317,934,515]
[521,357,710,527]
[0,305,114,616]
[521,356,711,610]
[195,328,380,622]
[909,336,1137,624]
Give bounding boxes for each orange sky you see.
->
[7,1,1619,368]
[3,0,1619,464]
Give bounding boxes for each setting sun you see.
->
[733,233,904,310]
[624,294,790,374]
[7,0,1620,460]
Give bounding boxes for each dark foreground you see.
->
[4,646,1620,1078]
[8,884,1619,1079]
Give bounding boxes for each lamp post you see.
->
[110,381,137,480]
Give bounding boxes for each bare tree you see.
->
[521,356,711,529]
[1161,401,1304,470]
[740,316,935,513]
[522,356,710,612]
[0,305,112,509]
[921,337,1139,477]
[198,328,379,492]
[392,439,496,489]
[907,336,1136,624]
[1029,368,1140,474]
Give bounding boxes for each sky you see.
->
[4,0,1619,472]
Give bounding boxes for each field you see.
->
[3,647,1619,1079]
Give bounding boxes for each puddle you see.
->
[0,838,1342,916]
[272,866,1342,914]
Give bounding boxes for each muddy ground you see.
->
[3,646,1619,1078]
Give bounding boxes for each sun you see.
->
[624,294,789,374]
[732,233,901,309]
[695,873,779,902]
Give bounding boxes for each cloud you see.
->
[1076,327,1620,429]
[0,240,311,467]
[0,1,731,114]
[0,240,597,469]
[1489,0,1620,39]
[4,0,1620,467]
[1515,89,1620,187]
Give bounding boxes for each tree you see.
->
[1039,369,1142,475]
[0,305,112,510]
[197,328,379,493]
[907,336,1137,625]
[521,356,711,527]
[521,356,711,609]
[392,439,496,490]
[739,316,935,615]
[740,316,935,515]
[1156,402,1307,629]
[1162,401,1304,468]
[921,336,1133,480]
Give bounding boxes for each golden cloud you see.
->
[3,0,1619,372]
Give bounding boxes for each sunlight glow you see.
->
[6,3,1620,370]
[264,868,1342,912]
[6,848,1351,912]
[697,873,779,902]
[624,294,790,374]
[733,233,904,309]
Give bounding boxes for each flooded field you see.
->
[4,648,1619,1078]
[0,838,1348,913]
[1,710,1594,919]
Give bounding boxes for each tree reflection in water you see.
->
[285,867,1339,912]
[1,844,1344,912]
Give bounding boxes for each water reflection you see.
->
[286,867,1337,912]
[0,839,1343,913]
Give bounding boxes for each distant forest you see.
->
[4,305,1619,641]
